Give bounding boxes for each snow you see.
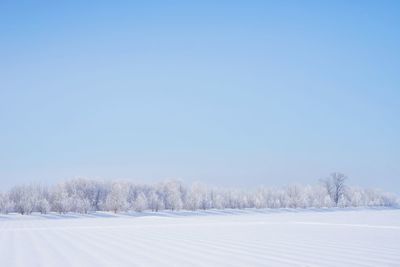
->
[1,209,399,267]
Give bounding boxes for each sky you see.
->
[0,1,399,192]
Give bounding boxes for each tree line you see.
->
[0,173,398,215]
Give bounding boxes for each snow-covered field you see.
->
[1,209,399,267]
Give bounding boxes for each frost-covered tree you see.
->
[0,192,13,214]
[9,185,36,215]
[0,173,398,214]
[147,189,164,212]
[210,189,225,209]
[286,185,307,208]
[308,185,330,208]
[163,180,183,211]
[321,172,347,206]
[186,183,204,210]
[106,182,128,213]
[132,192,148,212]
[37,198,51,214]
[251,188,266,209]
[51,183,71,214]
[74,198,91,214]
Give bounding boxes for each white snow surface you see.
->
[1,208,399,267]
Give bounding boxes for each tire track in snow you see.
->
[1,210,400,267]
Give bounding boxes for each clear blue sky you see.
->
[0,1,399,191]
